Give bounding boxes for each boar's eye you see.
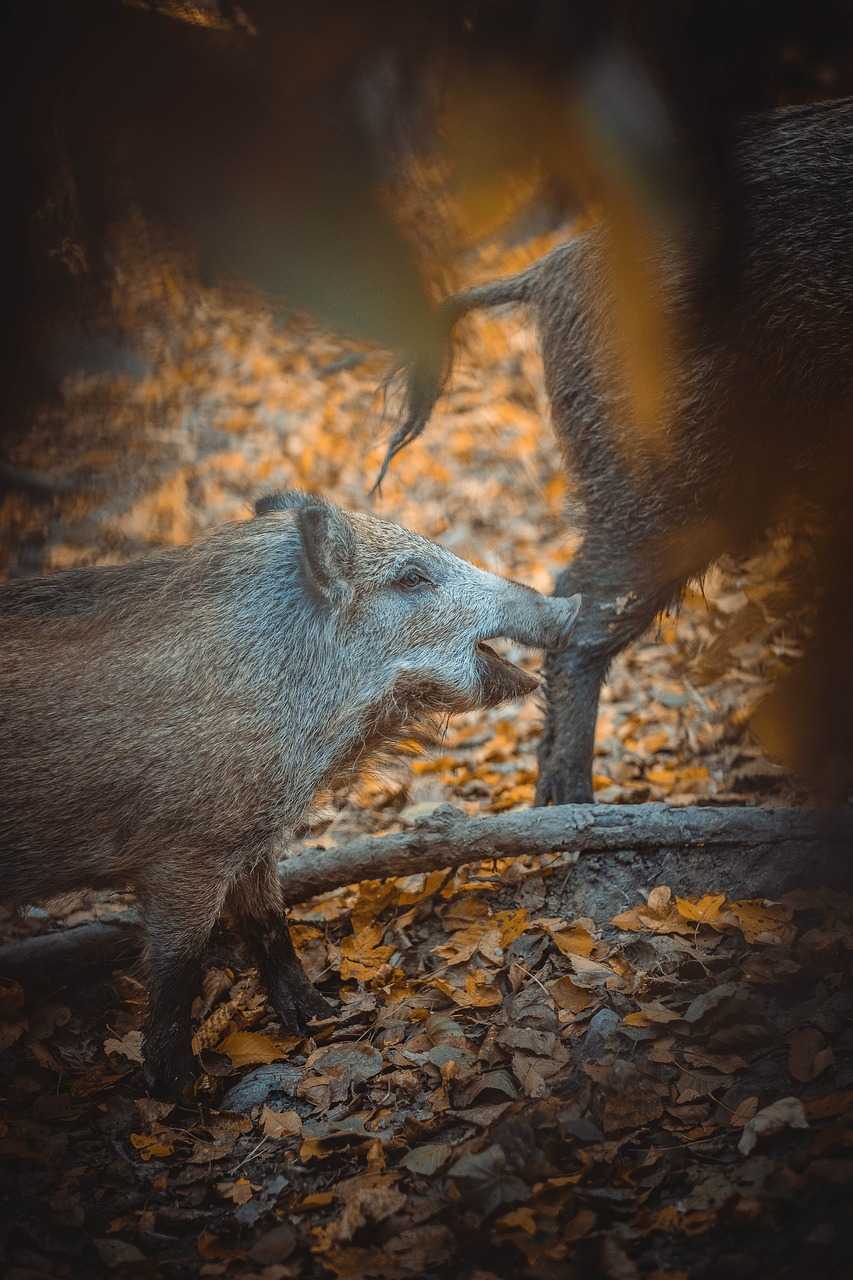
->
[392,565,433,592]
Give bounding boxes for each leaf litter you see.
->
[0,225,851,1278]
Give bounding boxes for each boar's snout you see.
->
[471,584,581,708]
[487,586,582,652]
[541,592,583,650]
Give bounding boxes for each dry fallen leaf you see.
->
[216,1177,254,1205]
[261,1107,303,1139]
[218,1031,295,1067]
[787,1026,834,1083]
[729,1096,760,1128]
[725,899,795,945]
[675,894,727,926]
[130,1132,175,1162]
[104,1029,144,1064]
[400,1142,454,1175]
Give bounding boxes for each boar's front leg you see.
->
[228,855,332,1029]
[139,861,229,1097]
[537,544,682,805]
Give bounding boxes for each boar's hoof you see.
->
[143,1043,198,1100]
[269,976,333,1031]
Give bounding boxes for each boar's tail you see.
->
[372,263,540,491]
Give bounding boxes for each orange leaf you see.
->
[550,924,596,959]
[218,1031,294,1067]
[675,894,727,926]
[547,976,597,1014]
[130,1132,174,1161]
[497,1206,537,1235]
[725,899,794,944]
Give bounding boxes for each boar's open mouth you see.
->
[475,641,540,707]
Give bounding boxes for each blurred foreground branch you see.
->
[2,804,850,988]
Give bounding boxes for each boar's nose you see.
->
[489,581,582,651]
[545,593,583,648]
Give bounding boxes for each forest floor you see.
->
[0,229,851,1280]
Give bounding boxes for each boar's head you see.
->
[255,490,581,721]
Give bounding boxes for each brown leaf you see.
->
[216,1177,254,1205]
[196,1229,243,1262]
[538,919,596,959]
[725,899,794,945]
[450,1101,514,1127]
[497,1026,558,1056]
[729,1096,759,1128]
[104,1029,144,1064]
[567,954,618,989]
[218,1031,294,1067]
[130,1132,175,1161]
[682,1049,747,1074]
[340,923,394,982]
[0,1018,27,1051]
[135,1098,174,1126]
[249,1224,297,1264]
[623,1000,681,1027]
[400,1142,453,1175]
[675,894,727,926]
[788,1027,833,1083]
[511,1053,548,1098]
[601,1235,640,1279]
[548,976,597,1014]
[612,887,694,937]
[261,1107,303,1139]
[314,1174,406,1250]
[186,1138,238,1164]
[803,1090,853,1120]
[304,1043,383,1088]
[496,1206,537,1235]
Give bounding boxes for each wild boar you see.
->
[378,96,853,803]
[0,490,580,1093]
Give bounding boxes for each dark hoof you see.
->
[271,978,333,1031]
[143,1044,197,1099]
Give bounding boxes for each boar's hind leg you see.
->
[228,856,331,1030]
[140,864,230,1097]
[536,550,682,806]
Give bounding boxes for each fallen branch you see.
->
[276,802,853,903]
[0,919,141,988]
[1,803,849,985]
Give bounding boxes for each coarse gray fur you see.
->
[380,96,853,804]
[0,490,580,1093]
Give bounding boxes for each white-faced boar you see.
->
[0,491,580,1094]
[379,96,853,803]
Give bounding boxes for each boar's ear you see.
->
[255,490,315,517]
[296,502,356,601]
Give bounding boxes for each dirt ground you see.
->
[1,230,851,1279]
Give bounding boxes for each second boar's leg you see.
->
[227,855,331,1029]
[536,543,682,806]
[140,859,230,1096]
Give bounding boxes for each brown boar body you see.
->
[0,491,579,1093]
